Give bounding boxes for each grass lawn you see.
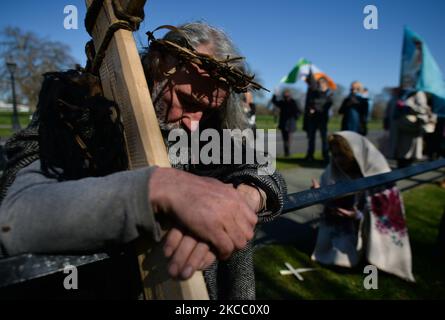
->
[256,114,382,132]
[0,111,32,126]
[0,112,32,139]
[276,152,325,171]
[0,128,14,138]
[254,183,445,299]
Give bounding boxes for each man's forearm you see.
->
[0,161,160,256]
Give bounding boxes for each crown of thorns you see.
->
[146,25,268,94]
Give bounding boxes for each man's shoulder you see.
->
[16,160,43,176]
[11,160,59,188]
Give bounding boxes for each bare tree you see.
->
[0,26,77,109]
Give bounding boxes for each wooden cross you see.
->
[85,0,209,300]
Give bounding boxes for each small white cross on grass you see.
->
[280,262,316,281]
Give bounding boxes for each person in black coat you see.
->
[272,90,301,157]
[303,72,333,162]
[339,81,369,136]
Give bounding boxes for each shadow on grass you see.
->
[255,215,318,255]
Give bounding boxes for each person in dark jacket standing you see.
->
[303,72,333,162]
[339,81,369,136]
[272,89,301,157]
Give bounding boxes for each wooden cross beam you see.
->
[85,0,209,300]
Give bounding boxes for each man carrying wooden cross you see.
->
[0,22,285,299]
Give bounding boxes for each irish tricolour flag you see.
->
[280,58,337,90]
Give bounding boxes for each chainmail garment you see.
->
[204,241,256,300]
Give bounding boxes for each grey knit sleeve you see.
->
[0,160,161,256]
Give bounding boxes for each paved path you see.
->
[275,129,382,156]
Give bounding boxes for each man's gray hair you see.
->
[142,22,249,130]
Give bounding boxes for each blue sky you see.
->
[1,0,444,99]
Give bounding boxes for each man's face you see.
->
[152,43,229,132]
[318,78,328,92]
[283,91,291,100]
[350,83,361,94]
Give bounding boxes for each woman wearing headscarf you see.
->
[390,90,433,168]
[311,131,415,282]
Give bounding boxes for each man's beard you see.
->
[151,80,182,132]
